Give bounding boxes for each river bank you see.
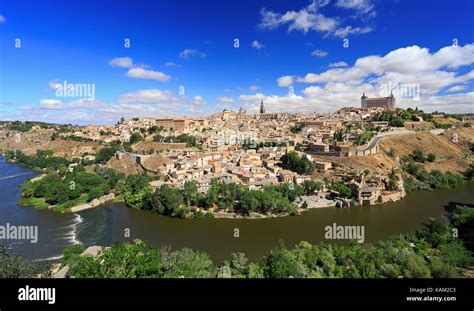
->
[5,150,458,222]
[2,155,473,263]
[9,167,455,221]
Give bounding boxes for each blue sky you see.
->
[0,0,473,125]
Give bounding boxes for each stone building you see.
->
[361,92,396,109]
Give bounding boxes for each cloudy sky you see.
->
[0,0,473,125]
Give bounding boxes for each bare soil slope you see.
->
[105,157,144,175]
[380,128,473,173]
[22,140,103,158]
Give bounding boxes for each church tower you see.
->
[361,92,367,108]
[260,100,265,114]
[388,91,396,109]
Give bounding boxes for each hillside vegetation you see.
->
[380,128,473,173]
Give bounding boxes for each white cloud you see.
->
[296,67,366,84]
[218,96,234,103]
[193,95,208,105]
[180,49,206,59]
[277,75,295,87]
[260,4,337,35]
[0,15,6,23]
[118,89,174,104]
[8,88,216,125]
[446,85,466,93]
[269,43,474,113]
[48,81,62,90]
[433,44,474,69]
[126,67,171,82]
[109,57,171,82]
[239,93,266,101]
[39,99,64,110]
[69,98,108,109]
[249,85,261,92]
[8,42,474,125]
[109,57,133,68]
[285,44,474,95]
[263,94,307,112]
[334,26,373,38]
[239,84,474,115]
[335,0,375,15]
[411,92,474,112]
[259,0,373,37]
[311,49,328,57]
[329,61,348,67]
[252,40,264,49]
[164,62,181,67]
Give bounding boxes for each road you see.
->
[357,128,413,153]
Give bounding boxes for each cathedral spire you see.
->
[260,100,265,114]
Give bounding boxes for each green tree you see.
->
[302,180,323,195]
[237,191,260,215]
[87,187,106,202]
[69,240,162,278]
[427,153,436,162]
[261,241,305,278]
[157,185,184,216]
[229,252,249,276]
[401,254,431,278]
[429,258,458,278]
[438,240,474,267]
[412,149,425,163]
[62,244,86,266]
[335,183,352,198]
[162,248,215,278]
[95,147,117,164]
[387,169,399,191]
[124,174,151,194]
[280,151,314,175]
[0,245,46,278]
[290,125,303,134]
[130,132,143,144]
[464,164,474,180]
[45,182,70,205]
[183,181,198,206]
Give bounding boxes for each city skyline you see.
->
[1,0,473,125]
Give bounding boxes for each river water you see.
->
[1,156,473,263]
[0,156,81,261]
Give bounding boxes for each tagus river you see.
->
[1,156,473,263]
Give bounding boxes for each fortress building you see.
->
[361,92,396,109]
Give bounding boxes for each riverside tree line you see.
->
[2,210,473,278]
